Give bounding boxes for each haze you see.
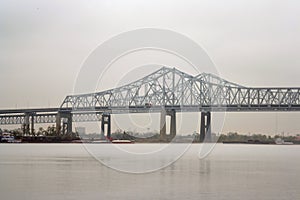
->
[1,0,300,135]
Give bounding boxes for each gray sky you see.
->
[1,0,300,135]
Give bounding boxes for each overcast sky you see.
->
[1,0,300,135]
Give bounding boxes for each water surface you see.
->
[0,144,299,200]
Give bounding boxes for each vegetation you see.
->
[0,126,79,142]
[1,126,300,143]
[217,132,300,144]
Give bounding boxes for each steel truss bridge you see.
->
[1,67,300,141]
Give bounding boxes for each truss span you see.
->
[61,67,300,112]
[0,113,102,125]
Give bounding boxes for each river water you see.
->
[0,144,299,200]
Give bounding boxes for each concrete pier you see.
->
[101,113,111,138]
[22,112,35,136]
[160,109,176,140]
[23,113,30,136]
[200,111,211,142]
[160,109,167,139]
[56,111,72,135]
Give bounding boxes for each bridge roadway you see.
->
[1,104,300,142]
[1,67,300,142]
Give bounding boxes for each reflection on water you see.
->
[0,144,299,200]
[86,143,193,173]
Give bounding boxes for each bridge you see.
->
[1,67,300,141]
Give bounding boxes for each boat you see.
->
[1,133,15,143]
[111,139,134,144]
[91,140,110,143]
[275,138,293,145]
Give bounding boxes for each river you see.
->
[0,144,299,200]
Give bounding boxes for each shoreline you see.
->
[0,141,298,145]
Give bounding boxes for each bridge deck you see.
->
[1,67,300,125]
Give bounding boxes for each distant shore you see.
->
[1,131,300,144]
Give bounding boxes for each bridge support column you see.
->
[56,112,72,135]
[168,109,176,138]
[200,111,211,142]
[160,109,167,139]
[22,113,35,136]
[101,113,111,139]
[23,113,30,136]
[66,114,72,134]
[31,114,35,136]
[56,113,61,135]
[62,122,67,135]
[160,109,176,140]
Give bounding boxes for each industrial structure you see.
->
[1,67,300,142]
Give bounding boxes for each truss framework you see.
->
[1,67,300,126]
[61,67,300,112]
[0,113,102,125]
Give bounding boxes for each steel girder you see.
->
[60,67,300,111]
[1,67,300,125]
[0,113,102,125]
